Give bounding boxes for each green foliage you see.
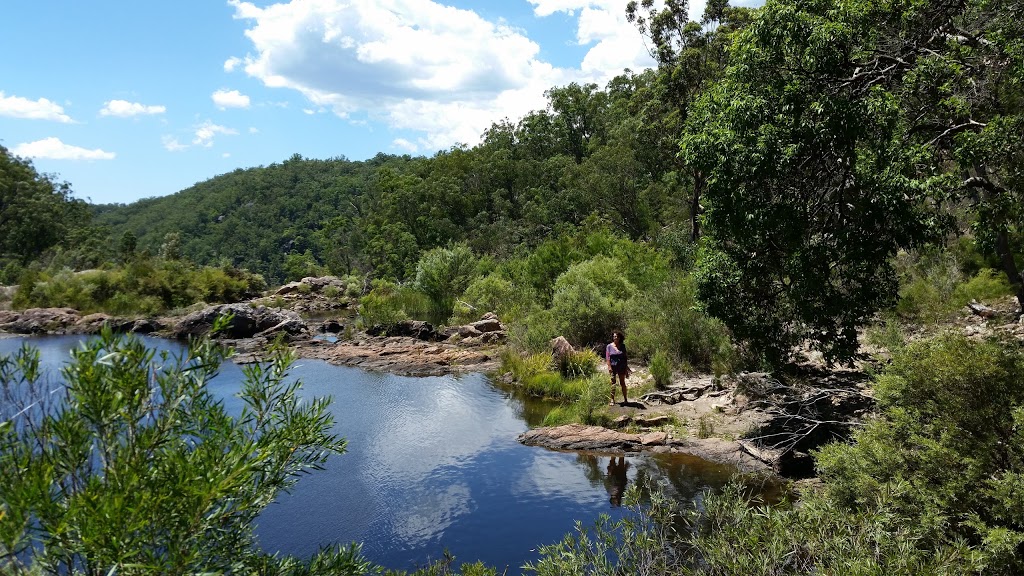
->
[452,272,538,325]
[284,250,329,282]
[541,374,613,427]
[521,372,589,402]
[414,243,479,325]
[499,350,553,382]
[895,244,1015,322]
[357,279,430,327]
[648,350,672,390]
[625,273,737,372]
[0,146,91,266]
[816,333,1024,573]
[557,348,599,380]
[0,328,354,575]
[12,258,265,315]
[550,256,636,346]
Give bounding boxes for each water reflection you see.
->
[605,457,630,507]
[0,335,780,572]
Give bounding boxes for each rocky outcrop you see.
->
[173,303,308,340]
[0,308,81,334]
[445,312,507,345]
[71,313,165,335]
[518,424,770,473]
[0,308,162,336]
[296,335,499,377]
[366,320,440,341]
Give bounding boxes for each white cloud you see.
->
[212,89,251,109]
[12,137,114,160]
[192,120,238,147]
[248,126,260,133]
[162,135,188,151]
[0,91,74,123]
[229,0,576,151]
[392,138,418,153]
[222,152,232,158]
[528,0,657,76]
[100,99,166,117]
[224,56,243,72]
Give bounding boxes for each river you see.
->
[0,334,765,572]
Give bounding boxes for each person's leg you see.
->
[610,374,616,404]
[618,372,629,404]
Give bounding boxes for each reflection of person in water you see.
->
[605,456,630,507]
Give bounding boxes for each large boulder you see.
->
[173,303,307,339]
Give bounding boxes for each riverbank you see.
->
[3,288,1019,478]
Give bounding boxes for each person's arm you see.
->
[606,344,613,376]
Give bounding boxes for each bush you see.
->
[0,327,356,574]
[500,350,552,382]
[625,273,738,373]
[648,350,672,389]
[557,348,599,379]
[414,243,479,325]
[541,375,613,427]
[452,272,538,325]
[357,279,430,327]
[550,256,636,347]
[816,333,1024,573]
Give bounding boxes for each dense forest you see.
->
[2,0,1024,572]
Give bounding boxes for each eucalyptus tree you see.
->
[681,0,950,364]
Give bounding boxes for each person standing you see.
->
[606,330,630,405]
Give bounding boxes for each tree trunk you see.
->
[994,227,1024,313]
[691,171,704,242]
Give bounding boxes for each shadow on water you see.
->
[0,335,784,573]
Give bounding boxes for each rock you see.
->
[457,325,483,338]
[298,334,498,376]
[275,282,304,295]
[518,424,771,473]
[550,336,574,361]
[471,318,502,333]
[73,313,136,334]
[366,320,439,341]
[481,331,506,344]
[320,320,344,333]
[634,415,673,427]
[131,318,163,334]
[0,308,81,334]
[639,432,668,446]
[173,303,307,339]
[301,276,345,289]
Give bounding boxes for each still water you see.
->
[0,334,758,572]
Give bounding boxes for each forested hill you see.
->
[93,153,420,283]
[93,73,695,285]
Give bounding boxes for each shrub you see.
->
[550,256,636,347]
[0,327,356,574]
[625,273,738,372]
[357,279,430,327]
[648,350,672,390]
[452,272,538,325]
[557,348,599,379]
[414,243,479,325]
[541,375,612,427]
[500,350,552,382]
[816,333,1024,573]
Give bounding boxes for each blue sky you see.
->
[0,0,717,205]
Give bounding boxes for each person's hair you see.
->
[612,329,625,342]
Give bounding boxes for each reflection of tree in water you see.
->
[576,453,606,487]
[493,381,561,428]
